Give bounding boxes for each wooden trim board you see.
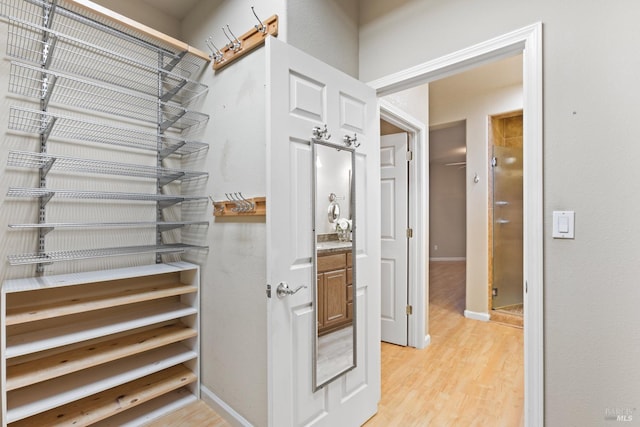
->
[10,365,196,427]
[6,324,196,391]
[67,0,210,61]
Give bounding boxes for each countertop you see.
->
[316,240,353,255]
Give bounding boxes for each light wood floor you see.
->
[143,401,229,427]
[150,261,523,427]
[364,261,524,427]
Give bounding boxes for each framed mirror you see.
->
[312,138,357,390]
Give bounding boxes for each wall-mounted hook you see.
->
[343,133,360,148]
[251,6,266,33]
[222,25,242,52]
[312,124,331,141]
[205,36,224,63]
[226,192,255,213]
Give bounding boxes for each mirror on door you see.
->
[312,139,357,390]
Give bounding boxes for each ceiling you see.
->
[430,54,523,102]
[427,54,523,164]
[140,0,201,20]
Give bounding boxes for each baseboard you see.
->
[429,257,466,262]
[464,310,490,322]
[201,385,253,427]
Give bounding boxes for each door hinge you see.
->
[406,228,413,238]
[491,157,498,167]
[406,305,413,315]
[406,150,413,161]
[266,284,272,298]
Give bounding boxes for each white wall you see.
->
[286,0,359,77]
[431,84,522,315]
[361,1,640,425]
[180,1,287,425]
[429,123,466,259]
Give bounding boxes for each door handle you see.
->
[276,282,307,298]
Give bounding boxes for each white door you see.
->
[380,133,409,346]
[266,37,380,427]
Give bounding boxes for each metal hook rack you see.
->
[211,193,266,217]
[206,7,278,71]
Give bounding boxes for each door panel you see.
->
[324,269,347,327]
[267,37,380,427]
[380,133,409,346]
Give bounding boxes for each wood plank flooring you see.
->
[150,261,523,426]
[143,401,229,427]
[364,261,524,427]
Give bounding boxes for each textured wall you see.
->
[287,0,359,77]
[181,1,287,425]
[361,1,640,425]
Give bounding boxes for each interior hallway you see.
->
[364,261,524,427]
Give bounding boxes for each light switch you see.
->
[558,216,569,233]
[552,211,574,239]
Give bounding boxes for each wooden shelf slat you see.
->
[2,262,198,294]
[92,388,197,427]
[6,324,196,391]
[6,301,197,358]
[10,365,196,427]
[6,282,197,325]
[7,344,196,423]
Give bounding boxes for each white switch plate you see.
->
[552,211,575,239]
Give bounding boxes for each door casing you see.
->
[380,102,428,349]
[370,23,544,426]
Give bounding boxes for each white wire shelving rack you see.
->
[1,0,211,269]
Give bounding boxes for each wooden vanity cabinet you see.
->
[317,250,353,336]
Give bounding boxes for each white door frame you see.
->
[370,23,544,427]
[379,101,428,349]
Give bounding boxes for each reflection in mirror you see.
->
[312,139,356,390]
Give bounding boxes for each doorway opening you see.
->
[372,23,543,425]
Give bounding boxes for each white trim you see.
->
[379,100,428,350]
[371,22,544,427]
[423,334,431,347]
[464,310,490,322]
[429,257,466,262]
[201,385,253,427]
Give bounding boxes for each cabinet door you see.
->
[323,269,347,328]
[347,267,353,321]
[317,274,324,330]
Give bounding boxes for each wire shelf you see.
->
[5,18,208,104]
[9,220,209,230]
[9,62,209,133]
[7,150,208,185]
[0,0,208,77]
[7,187,207,205]
[8,106,208,157]
[7,243,208,265]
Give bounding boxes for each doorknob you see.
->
[276,282,307,298]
